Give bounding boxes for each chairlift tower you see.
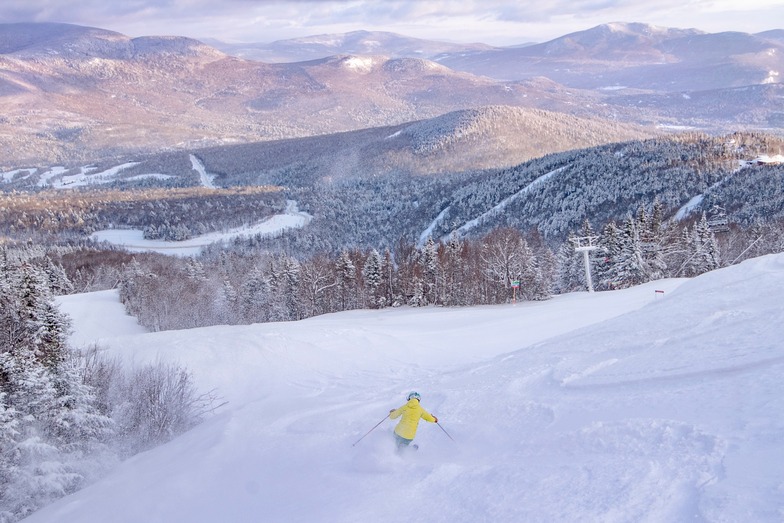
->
[571,235,599,293]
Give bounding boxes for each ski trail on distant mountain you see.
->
[424,165,566,241]
[190,154,217,189]
[674,159,753,220]
[418,207,451,247]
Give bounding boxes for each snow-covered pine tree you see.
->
[362,249,383,308]
[641,198,669,280]
[40,257,73,296]
[408,277,427,307]
[0,262,104,521]
[612,216,647,288]
[216,280,239,324]
[595,221,623,290]
[184,258,207,282]
[554,237,585,293]
[440,234,465,306]
[518,239,550,301]
[687,213,721,276]
[240,267,268,323]
[280,256,301,320]
[421,237,439,305]
[380,249,399,307]
[335,251,356,311]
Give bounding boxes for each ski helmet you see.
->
[407,391,421,401]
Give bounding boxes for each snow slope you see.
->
[39,254,784,522]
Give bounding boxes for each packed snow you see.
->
[89,200,312,256]
[34,253,784,522]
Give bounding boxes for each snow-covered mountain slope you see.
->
[40,254,784,522]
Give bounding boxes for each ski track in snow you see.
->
[36,253,784,523]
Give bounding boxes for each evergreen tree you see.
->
[642,198,668,280]
[240,267,268,323]
[280,256,301,320]
[380,249,399,307]
[555,236,585,293]
[408,277,427,307]
[421,238,439,304]
[362,249,383,308]
[335,251,356,310]
[217,280,239,324]
[595,221,623,290]
[518,239,550,300]
[441,235,465,306]
[41,257,73,296]
[684,213,721,276]
[613,216,647,288]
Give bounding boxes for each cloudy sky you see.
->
[1,0,781,45]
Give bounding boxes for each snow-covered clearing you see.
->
[35,166,67,187]
[52,162,139,189]
[89,200,312,256]
[1,167,37,183]
[3,163,176,189]
[38,253,784,522]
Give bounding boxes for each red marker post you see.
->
[511,280,520,304]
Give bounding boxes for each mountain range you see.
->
[0,21,781,168]
[212,23,784,95]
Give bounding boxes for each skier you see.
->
[389,391,438,450]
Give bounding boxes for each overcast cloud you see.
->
[0,0,780,45]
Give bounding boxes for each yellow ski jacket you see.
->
[389,398,436,439]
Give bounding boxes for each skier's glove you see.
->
[433,416,438,423]
[389,409,395,414]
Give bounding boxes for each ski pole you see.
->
[352,414,389,447]
[436,421,455,442]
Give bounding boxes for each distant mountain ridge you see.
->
[206,30,494,63]
[210,23,784,92]
[0,22,222,60]
[0,21,781,169]
[0,22,654,168]
[436,22,784,91]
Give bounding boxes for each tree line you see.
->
[113,205,784,332]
